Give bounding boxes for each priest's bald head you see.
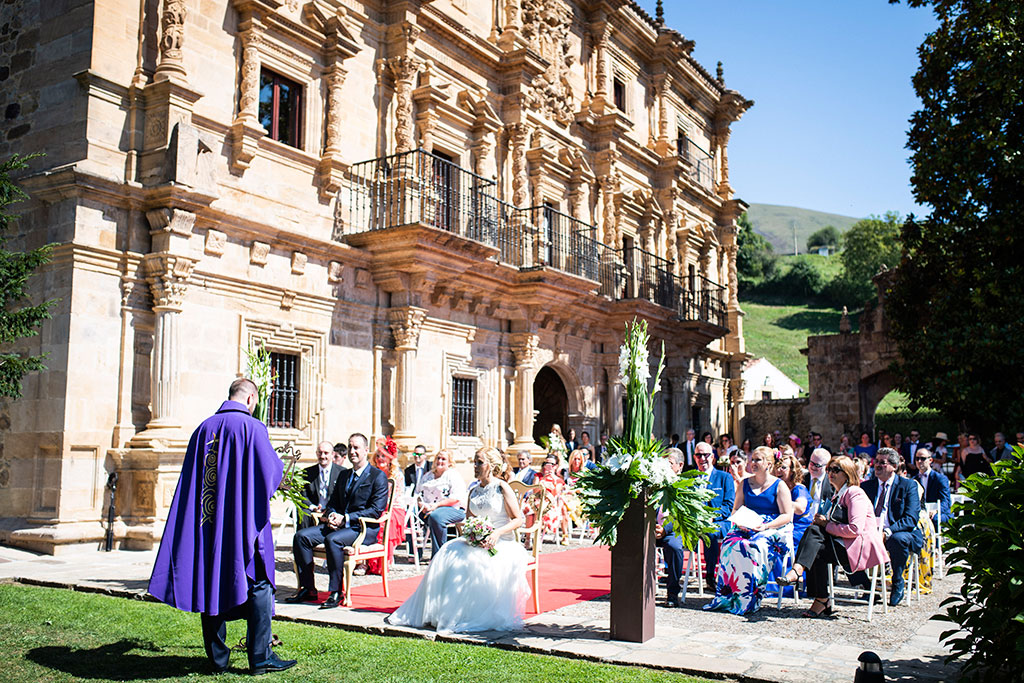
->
[229,378,258,414]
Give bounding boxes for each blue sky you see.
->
[638,1,938,219]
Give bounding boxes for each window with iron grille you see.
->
[258,69,302,148]
[451,376,476,437]
[269,352,300,428]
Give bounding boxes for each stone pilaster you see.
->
[231,16,267,172]
[388,307,427,451]
[154,0,188,83]
[507,122,530,207]
[509,333,540,450]
[384,56,422,154]
[654,73,673,156]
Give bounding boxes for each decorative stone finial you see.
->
[655,0,664,25]
[716,61,725,84]
[840,306,851,333]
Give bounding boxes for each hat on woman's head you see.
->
[934,431,948,441]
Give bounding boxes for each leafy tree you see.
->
[806,225,840,253]
[771,259,824,299]
[832,212,902,304]
[0,154,54,398]
[735,211,777,286]
[886,0,1024,432]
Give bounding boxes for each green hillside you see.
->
[746,203,861,254]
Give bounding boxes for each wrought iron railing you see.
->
[345,148,500,246]
[618,244,680,309]
[680,138,715,192]
[679,273,728,328]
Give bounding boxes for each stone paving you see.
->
[0,543,961,682]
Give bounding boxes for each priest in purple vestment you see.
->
[148,378,297,675]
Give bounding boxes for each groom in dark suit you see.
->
[298,441,344,529]
[858,447,924,606]
[288,433,389,609]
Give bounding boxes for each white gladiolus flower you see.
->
[618,344,631,385]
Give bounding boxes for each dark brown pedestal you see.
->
[609,493,656,642]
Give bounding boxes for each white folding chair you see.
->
[681,540,705,600]
[272,501,298,549]
[925,501,944,578]
[772,550,800,609]
[827,561,888,622]
[404,492,427,568]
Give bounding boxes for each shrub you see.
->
[766,259,823,299]
[935,446,1024,680]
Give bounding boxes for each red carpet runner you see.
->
[327,545,611,616]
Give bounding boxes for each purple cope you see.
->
[148,400,283,616]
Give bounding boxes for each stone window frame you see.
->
[241,317,327,447]
[258,67,305,149]
[442,352,488,451]
[250,36,321,159]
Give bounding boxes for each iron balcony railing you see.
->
[679,138,715,192]
[345,148,500,246]
[342,149,725,327]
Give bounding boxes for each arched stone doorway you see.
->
[859,369,896,436]
[533,366,568,445]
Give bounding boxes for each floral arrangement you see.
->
[246,339,307,519]
[462,516,497,556]
[576,319,715,548]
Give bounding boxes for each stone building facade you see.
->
[0,0,751,553]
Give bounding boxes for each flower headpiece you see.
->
[382,436,398,457]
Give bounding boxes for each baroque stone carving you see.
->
[205,229,226,256]
[250,241,270,265]
[142,253,196,311]
[156,0,187,80]
[388,307,428,350]
[383,56,422,154]
[507,123,530,207]
[509,332,540,369]
[327,261,343,283]
[521,0,575,125]
[322,66,347,155]
[291,251,307,275]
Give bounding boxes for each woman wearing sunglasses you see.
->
[778,455,888,617]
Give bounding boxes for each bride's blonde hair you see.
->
[477,446,510,481]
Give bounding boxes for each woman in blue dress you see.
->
[774,450,812,548]
[704,446,794,615]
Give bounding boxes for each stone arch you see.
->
[859,369,897,437]
[531,361,584,445]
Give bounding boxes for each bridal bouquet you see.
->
[575,319,716,548]
[462,516,498,556]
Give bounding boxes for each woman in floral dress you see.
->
[704,446,794,615]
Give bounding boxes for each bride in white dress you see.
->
[387,447,531,633]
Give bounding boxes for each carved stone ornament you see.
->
[383,56,422,154]
[327,261,343,283]
[291,251,307,275]
[156,0,188,80]
[143,253,197,311]
[509,332,540,369]
[250,241,270,265]
[388,307,428,350]
[521,0,575,125]
[205,229,226,256]
[508,123,530,207]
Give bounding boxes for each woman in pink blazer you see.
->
[778,455,888,617]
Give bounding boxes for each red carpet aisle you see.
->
[325,545,611,615]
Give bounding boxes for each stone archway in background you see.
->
[533,365,568,446]
[859,369,897,437]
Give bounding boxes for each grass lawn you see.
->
[0,583,708,682]
[740,298,856,391]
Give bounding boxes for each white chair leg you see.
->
[826,563,835,611]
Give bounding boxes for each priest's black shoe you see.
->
[251,654,297,676]
[284,588,317,604]
[319,592,342,609]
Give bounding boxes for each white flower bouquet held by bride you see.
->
[576,319,716,548]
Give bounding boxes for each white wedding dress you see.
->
[387,480,530,633]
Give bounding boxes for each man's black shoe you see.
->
[251,654,297,675]
[665,597,681,608]
[284,589,317,604]
[319,592,342,609]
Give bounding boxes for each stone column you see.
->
[654,74,672,156]
[510,333,540,451]
[140,253,195,435]
[388,306,427,451]
[599,175,620,248]
[508,123,530,207]
[592,25,611,112]
[323,65,347,156]
[154,0,188,82]
[385,56,421,154]
[716,127,732,196]
[231,18,266,172]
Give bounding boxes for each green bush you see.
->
[935,445,1024,680]
[761,259,823,299]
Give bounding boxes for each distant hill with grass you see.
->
[746,203,861,254]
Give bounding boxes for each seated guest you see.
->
[332,442,348,468]
[417,449,468,559]
[692,442,736,592]
[537,455,569,543]
[913,448,951,528]
[656,448,689,606]
[858,447,924,606]
[854,431,878,460]
[804,448,835,518]
[511,450,537,484]
[299,441,343,529]
[728,449,750,488]
[899,460,936,595]
[704,446,794,615]
[403,444,431,492]
[774,451,812,549]
[366,437,407,577]
[579,431,596,461]
[289,433,389,608]
[780,455,887,617]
